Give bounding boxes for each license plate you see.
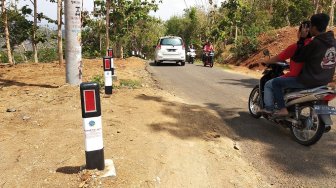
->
[168,49,176,52]
[314,105,336,115]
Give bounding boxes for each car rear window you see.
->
[160,38,182,46]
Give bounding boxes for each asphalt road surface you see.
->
[147,61,336,187]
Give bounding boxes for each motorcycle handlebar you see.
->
[262,61,288,68]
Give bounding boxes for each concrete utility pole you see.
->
[65,0,83,85]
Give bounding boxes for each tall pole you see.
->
[65,0,82,85]
[106,0,111,55]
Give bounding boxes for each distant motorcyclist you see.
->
[202,40,214,63]
[203,40,214,53]
[187,44,196,64]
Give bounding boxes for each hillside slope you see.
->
[228,26,336,71]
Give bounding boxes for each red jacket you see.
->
[203,44,214,52]
[278,38,312,77]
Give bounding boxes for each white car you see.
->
[154,36,186,66]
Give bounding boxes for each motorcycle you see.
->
[203,51,214,68]
[248,51,336,146]
[187,48,196,64]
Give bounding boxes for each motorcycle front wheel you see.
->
[248,85,262,118]
[290,106,325,146]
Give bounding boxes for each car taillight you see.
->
[182,44,185,50]
[324,94,336,101]
[156,45,161,50]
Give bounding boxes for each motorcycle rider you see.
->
[202,40,214,63]
[187,44,196,63]
[272,13,336,117]
[188,44,195,51]
[260,21,312,114]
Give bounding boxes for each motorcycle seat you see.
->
[285,86,329,94]
[284,86,332,100]
[284,88,303,93]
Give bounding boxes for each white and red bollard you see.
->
[80,82,105,170]
[103,57,113,94]
[107,48,115,76]
[107,48,113,58]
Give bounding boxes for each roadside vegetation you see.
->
[0,0,335,65]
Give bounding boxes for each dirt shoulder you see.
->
[0,58,268,187]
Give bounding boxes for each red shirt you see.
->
[278,38,312,77]
[203,44,214,52]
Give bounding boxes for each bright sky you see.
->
[17,0,225,26]
[149,0,225,20]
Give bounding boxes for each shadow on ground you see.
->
[148,62,183,67]
[136,94,336,178]
[0,78,59,88]
[56,166,82,174]
[218,78,258,89]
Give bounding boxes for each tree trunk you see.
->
[120,45,123,59]
[21,43,28,62]
[285,7,290,26]
[105,0,111,55]
[99,33,102,51]
[32,0,38,63]
[235,25,238,46]
[57,0,63,65]
[315,0,319,13]
[2,0,14,65]
[330,0,336,27]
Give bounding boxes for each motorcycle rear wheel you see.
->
[248,85,262,118]
[290,106,325,146]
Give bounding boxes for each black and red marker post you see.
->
[80,82,105,170]
[107,48,113,58]
[107,48,115,76]
[103,57,113,94]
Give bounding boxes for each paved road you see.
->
[147,62,336,187]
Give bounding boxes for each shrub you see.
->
[231,36,260,58]
[0,51,9,64]
[90,75,104,89]
[13,52,26,64]
[38,48,58,63]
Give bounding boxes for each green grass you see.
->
[119,79,142,89]
[90,75,104,89]
[90,75,142,90]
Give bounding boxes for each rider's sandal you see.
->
[258,109,273,114]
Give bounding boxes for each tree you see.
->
[1,0,13,64]
[105,0,110,54]
[108,0,161,57]
[57,0,63,64]
[32,0,38,63]
[0,6,32,63]
[330,0,336,27]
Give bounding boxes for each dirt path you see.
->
[0,58,270,187]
